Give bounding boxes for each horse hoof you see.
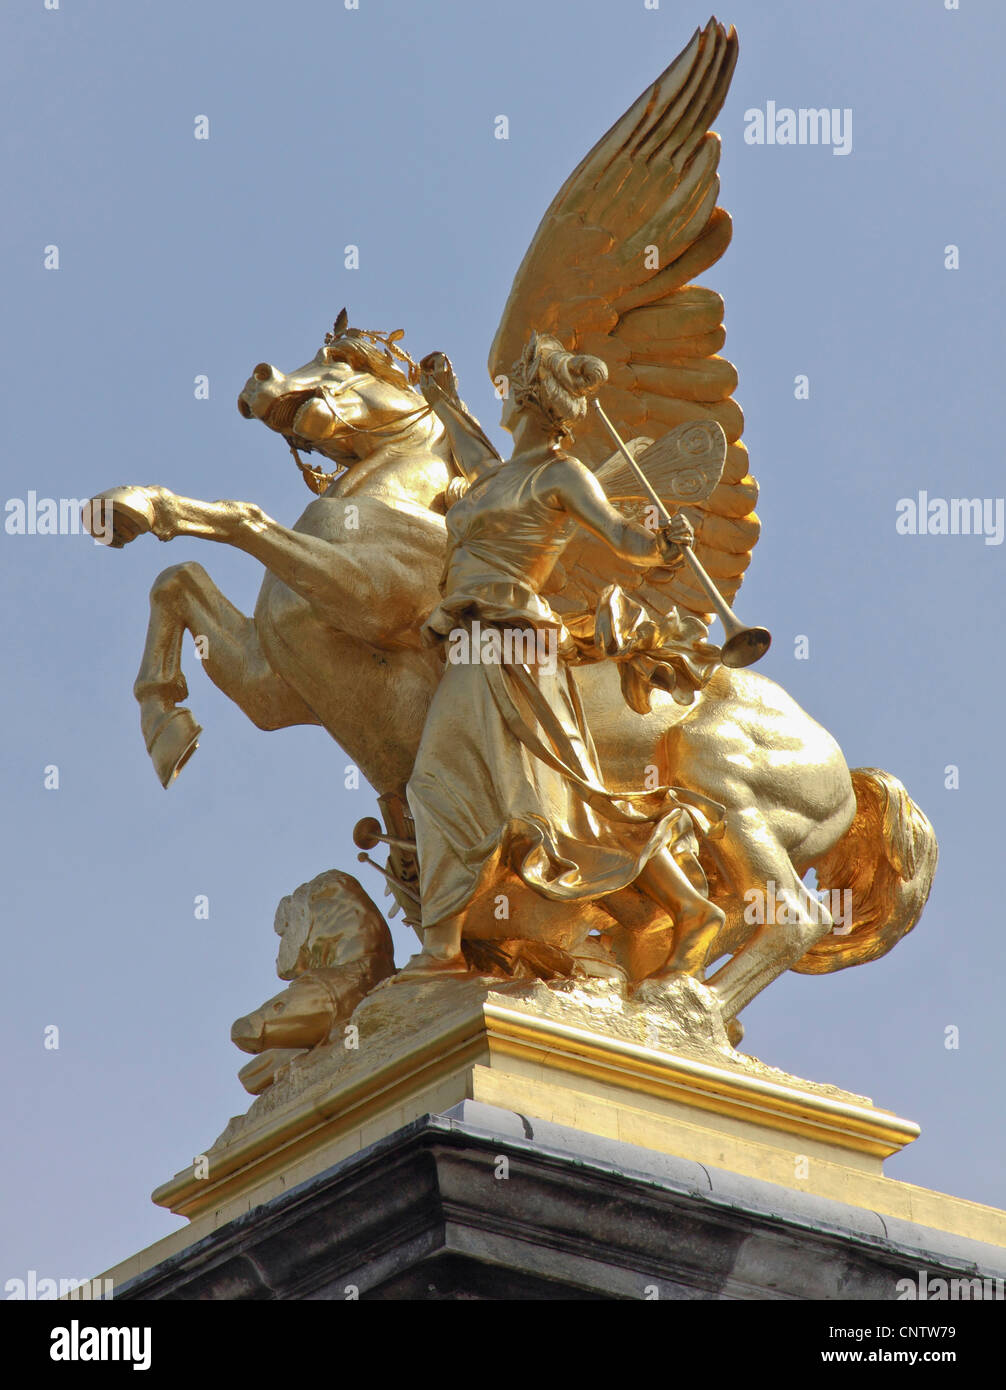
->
[84,486,161,548]
[146,708,202,787]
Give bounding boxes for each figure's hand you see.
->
[656,514,694,566]
[419,351,457,402]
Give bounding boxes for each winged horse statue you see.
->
[84,20,935,1038]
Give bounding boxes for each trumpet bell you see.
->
[720,626,772,669]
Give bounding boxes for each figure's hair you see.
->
[510,333,608,437]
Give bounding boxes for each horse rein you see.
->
[287,383,436,494]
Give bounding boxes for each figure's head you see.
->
[502,332,608,442]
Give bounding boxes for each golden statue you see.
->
[84,19,936,1069]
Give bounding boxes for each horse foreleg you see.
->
[135,561,319,786]
[98,486,440,646]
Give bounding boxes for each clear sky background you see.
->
[2,0,1003,1286]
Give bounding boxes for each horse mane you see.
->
[323,327,420,396]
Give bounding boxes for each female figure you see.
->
[403,334,725,980]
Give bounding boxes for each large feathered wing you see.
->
[488,18,757,620]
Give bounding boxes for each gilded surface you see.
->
[83,19,936,1093]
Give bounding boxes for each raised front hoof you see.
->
[146,707,201,787]
[84,486,160,548]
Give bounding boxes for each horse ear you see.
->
[332,307,349,337]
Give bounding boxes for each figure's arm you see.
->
[419,353,502,485]
[541,455,691,568]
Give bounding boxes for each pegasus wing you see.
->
[489,19,757,619]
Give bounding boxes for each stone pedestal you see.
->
[100,976,1006,1298]
[111,1102,1005,1300]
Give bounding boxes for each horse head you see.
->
[237,315,445,481]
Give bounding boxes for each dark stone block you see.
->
[116,1104,1006,1301]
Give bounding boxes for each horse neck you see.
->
[330,415,453,509]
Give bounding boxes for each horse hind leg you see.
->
[134,560,319,786]
[704,817,836,1022]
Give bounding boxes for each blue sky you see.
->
[2,0,1004,1284]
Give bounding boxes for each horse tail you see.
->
[792,768,937,975]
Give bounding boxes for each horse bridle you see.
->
[286,381,436,494]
